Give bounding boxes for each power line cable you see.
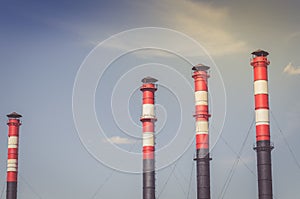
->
[90,171,115,199]
[219,117,254,199]
[172,151,197,196]
[220,135,256,176]
[186,154,195,199]
[173,169,187,196]
[0,181,5,199]
[89,138,141,198]
[157,163,177,198]
[175,164,190,186]
[271,111,300,170]
[210,124,256,177]
[218,116,281,199]
[19,174,43,199]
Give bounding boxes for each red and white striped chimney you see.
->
[6,112,22,199]
[192,64,211,199]
[251,49,273,199]
[140,77,157,199]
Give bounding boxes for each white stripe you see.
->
[7,164,17,168]
[7,168,17,172]
[254,80,268,95]
[8,136,18,148]
[142,104,155,118]
[255,109,269,124]
[7,159,17,172]
[196,120,209,133]
[256,122,269,126]
[195,91,208,105]
[7,159,17,164]
[196,131,209,135]
[143,132,154,146]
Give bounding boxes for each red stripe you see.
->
[8,155,18,160]
[143,121,154,132]
[141,84,156,104]
[143,146,154,159]
[195,81,207,91]
[254,67,267,80]
[7,172,17,182]
[143,151,154,159]
[143,146,154,151]
[252,56,269,80]
[194,80,207,91]
[143,91,154,104]
[256,124,270,141]
[196,134,209,149]
[195,105,210,120]
[8,126,19,136]
[253,64,268,81]
[255,94,269,109]
[195,105,208,115]
[193,71,208,91]
[8,148,18,154]
[8,148,18,160]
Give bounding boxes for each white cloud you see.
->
[45,0,248,57]
[95,0,249,57]
[103,136,137,145]
[159,0,248,56]
[283,62,300,75]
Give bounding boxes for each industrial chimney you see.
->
[140,77,157,199]
[192,64,211,199]
[251,50,273,199]
[6,112,22,199]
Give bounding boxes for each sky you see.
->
[0,0,300,198]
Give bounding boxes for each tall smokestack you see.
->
[192,64,211,199]
[6,112,22,199]
[140,77,157,199]
[251,49,273,199]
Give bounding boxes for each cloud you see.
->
[94,0,249,57]
[43,0,248,57]
[283,62,300,75]
[159,0,248,56]
[100,37,177,58]
[103,136,137,145]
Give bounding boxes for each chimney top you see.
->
[7,112,22,118]
[141,76,158,84]
[192,64,210,71]
[251,49,269,57]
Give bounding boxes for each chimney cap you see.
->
[251,49,269,57]
[7,112,22,118]
[141,76,158,83]
[192,64,210,71]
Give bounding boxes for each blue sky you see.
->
[0,0,300,198]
